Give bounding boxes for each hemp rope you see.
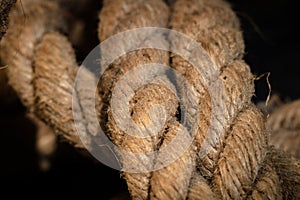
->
[267,99,300,159]
[1,0,299,199]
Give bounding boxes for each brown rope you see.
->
[98,0,299,199]
[1,0,66,109]
[267,99,300,159]
[0,0,84,146]
[1,0,299,199]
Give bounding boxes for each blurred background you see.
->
[0,0,299,198]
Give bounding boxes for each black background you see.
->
[0,0,299,198]
[230,0,300,102]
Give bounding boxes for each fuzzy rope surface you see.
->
[1,0,299,199]
[267,99,300,159]
[98,0,271,199]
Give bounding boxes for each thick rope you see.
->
[1,0,299,199]
[98,1,266,199]
[0,0,85,146]
[267,99,300,159]
[1,0,66,109]
[98,0,299,199]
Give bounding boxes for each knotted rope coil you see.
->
[1,0,299,199]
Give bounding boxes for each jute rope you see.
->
[0,0,84,146]
[267,99,300,159]
[1,0,299,199]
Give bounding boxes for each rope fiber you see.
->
[1,0,299,199]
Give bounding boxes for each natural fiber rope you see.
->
[97,0,273,199]
[0,0,84,146]
[267,99,300,159]
[1,0,299,199]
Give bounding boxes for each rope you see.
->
[267,99,300,159]
[1,0,299,199]
[0,0,83,146]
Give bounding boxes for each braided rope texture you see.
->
[1,0,300,199]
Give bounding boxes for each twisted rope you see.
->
[0,0,84,146]
[267,99,300,159]
[98,1,270,199]
[1,0,299,199]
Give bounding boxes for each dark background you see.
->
[230,0,300,102]
[0,0,299,198]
